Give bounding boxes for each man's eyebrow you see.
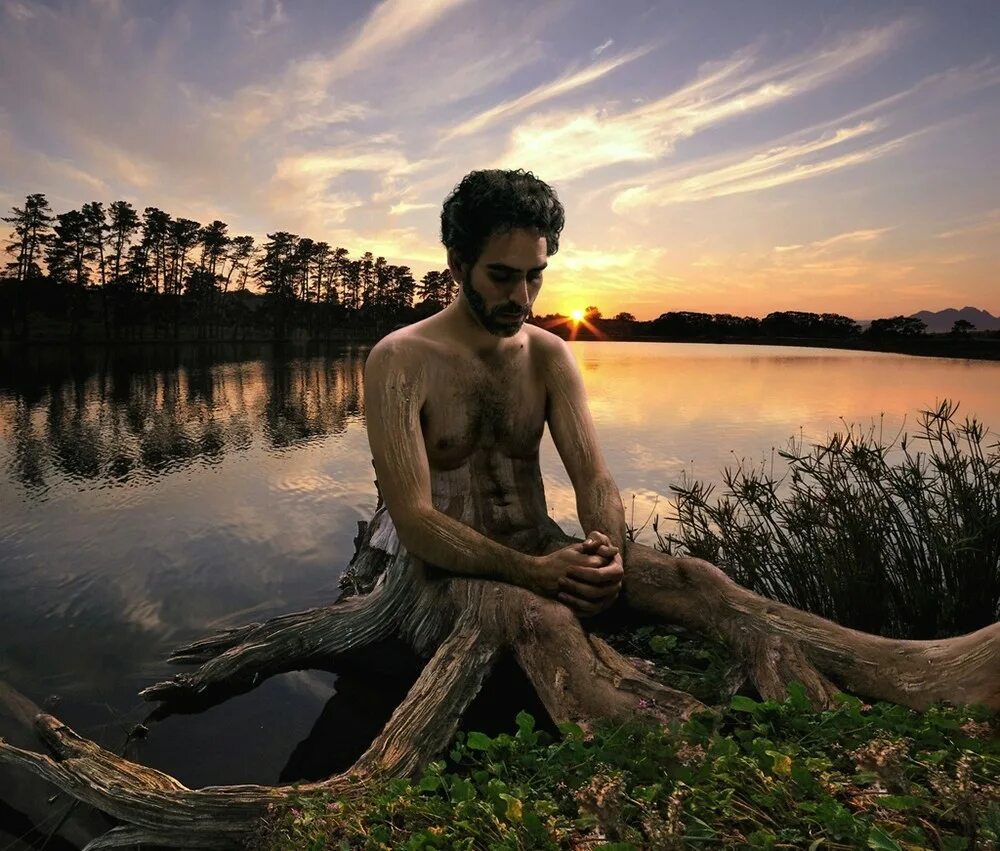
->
[485,262,548,273]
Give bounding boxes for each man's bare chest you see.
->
[419,354,546,468]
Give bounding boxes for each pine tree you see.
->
[2,193,54,281]
[81,201,109,288]
[45,209,95,286]
[199,220,229,278]
[108,201,140,284]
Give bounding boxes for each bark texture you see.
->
[1,506,996,849]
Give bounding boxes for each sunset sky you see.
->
[1,0,998,320]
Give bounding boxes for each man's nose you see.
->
[509,278,530,308]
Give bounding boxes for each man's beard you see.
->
[462,278,529,338]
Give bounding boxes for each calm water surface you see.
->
[1,341,998,801]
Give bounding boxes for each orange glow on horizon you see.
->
[541,311,607,341]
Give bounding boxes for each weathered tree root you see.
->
[624,544,1000,710]
[141,576,409,706]
[1,511,996,849]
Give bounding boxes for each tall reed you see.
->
[654,400,1000,638]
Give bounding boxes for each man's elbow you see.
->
[389,503,437,557]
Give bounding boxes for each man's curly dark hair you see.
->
[440,169,565,268]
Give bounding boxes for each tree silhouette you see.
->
[416,269,452,310]
[80,202,109,288]
[312,241,330,304]
[45,209,95,287]
[223,235,256,293]
[343,257,362,311]
[140,207,171,294]
[394,265,416,313]
[359,251,375,313]
[867,316,927,337]
[199,220,229,278]
[169,218,202,297]
[108,201,140,284]
[329,246,349,304]
[3,193,54,281]
[951,319,975,335]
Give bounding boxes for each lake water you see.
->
[1,341,999,802]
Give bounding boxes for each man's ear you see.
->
[446,248,465,284]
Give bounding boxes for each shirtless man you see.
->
[365,168,625,616]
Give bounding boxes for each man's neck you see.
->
[439,298,524,356]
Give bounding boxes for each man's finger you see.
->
[567,562,624,585]
[566,551,608,569]
[558,576,615,601]
[581,531,613,552]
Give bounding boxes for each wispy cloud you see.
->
[3,0,35,21]
[610,123,920,211]
[775,228,892,253]
[217,0,469,137]
[936,209,1000,239]
[312,0,471,83]
[493,22,905,182]
[268,146,444,231]
[441,44,656,142]
[592,39,614,58]
[389,201,436,216]
[241,0,287,39]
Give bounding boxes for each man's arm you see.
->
[365,336,610,595]
[543,334,627,609]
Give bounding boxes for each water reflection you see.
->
[539,342,1000,536]
[0,343,368,494]
[1,340,999,802]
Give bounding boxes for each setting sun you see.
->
[570,309,585,322]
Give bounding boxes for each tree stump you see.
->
[1,505,997,849]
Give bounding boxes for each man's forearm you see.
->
[395,508,537,586]
[577,476,628,553]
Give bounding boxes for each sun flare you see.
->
[570,308,585,322]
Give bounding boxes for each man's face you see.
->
[451,228,547,338]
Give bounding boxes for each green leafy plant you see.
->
[262,693,998,850]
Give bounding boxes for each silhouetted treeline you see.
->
[536,309,865,340]
[5,192,998,357]
[534,309,1000,358]
[1,193,456,341]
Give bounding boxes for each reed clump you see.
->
[654,400,1000,638]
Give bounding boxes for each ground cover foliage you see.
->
[261,404,998,849]
[262,625,998,849]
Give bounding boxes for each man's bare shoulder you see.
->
[524,323,572,373]
[366,318,450,381]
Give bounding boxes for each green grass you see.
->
[653,400,1000,638]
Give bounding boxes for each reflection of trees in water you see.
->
[263,351,365,448]
[0,344,369,489]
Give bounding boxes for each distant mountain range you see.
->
[907,306,1000,333]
